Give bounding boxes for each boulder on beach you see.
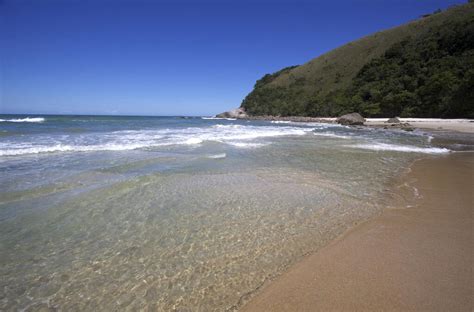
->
[215,107,247,119]
[336,113,365,125]
[400,123,414,131]
[386,117,401,123]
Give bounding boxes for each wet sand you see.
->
[241,152,473,311]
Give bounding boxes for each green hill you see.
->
[241,3,474,118]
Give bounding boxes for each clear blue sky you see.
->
[0,0,467,116]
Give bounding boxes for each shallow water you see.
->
[0,115,447,311]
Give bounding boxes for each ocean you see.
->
[0,114,449,311]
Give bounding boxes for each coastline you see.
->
[241,151,473,311]
[238,115,474,134]
[2,115,473,310]
[364,118,474,133]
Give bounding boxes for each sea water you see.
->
[0,115,448,311]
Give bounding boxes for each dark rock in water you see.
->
[337,113,365,125]
[397,122,414,131]
[384,121,414,131]
[216,107,247,119]
[244,115,337,123]
[386,117,401,123]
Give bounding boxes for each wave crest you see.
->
[0,117,45,123]
[347,143,450,154]
[0,124,314,156]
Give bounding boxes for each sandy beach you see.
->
[242,151,473,311]
[2,116,472,310]
[243,116,473,134]
[365,118,474,133]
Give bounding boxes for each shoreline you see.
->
[237,115,474,134]
[364,118,474,133]
[240,151,473,311]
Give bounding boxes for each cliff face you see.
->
[241,3,474,118]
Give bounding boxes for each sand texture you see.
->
[365,118,474,133]
[242,152,473,311]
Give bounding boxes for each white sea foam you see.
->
[312,132,351,139]
[0,139,203,156]
[201,117,237,121]
[0,143,153,156]
[212,124,242,129]
[347,143,450,154]
[0,124,314,156]
[298,122,342,128]
[0,117,45,123]
[209,124,311,141]
[270,121,292,124]
[207,153,226,159]
[226,142,267,148]
[184,138,203,145]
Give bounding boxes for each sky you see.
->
[0,0,468,116]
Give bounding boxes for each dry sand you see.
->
[245,117,473,133]
[241,152,473,311]
[365,118,474,133]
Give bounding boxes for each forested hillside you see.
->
[241,3,474,118]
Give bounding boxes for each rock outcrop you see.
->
[336,113,365,125]
[215,107,247,119]
[386,117,401,123]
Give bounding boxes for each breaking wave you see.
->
[313,132,352,139]
[347,143,450,154]
[201,117,237,121]
[0,124,314,156]
[206,153,227,159]
[0,117,45,123]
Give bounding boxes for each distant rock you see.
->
[400,123,414,131]
[216,107,247,119]
[386,117,401,123]
[336,113,365,125]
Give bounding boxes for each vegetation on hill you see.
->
[241,3,474,118]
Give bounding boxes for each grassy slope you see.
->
[241,3,473,116]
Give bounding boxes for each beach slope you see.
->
[242,152,473,311]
